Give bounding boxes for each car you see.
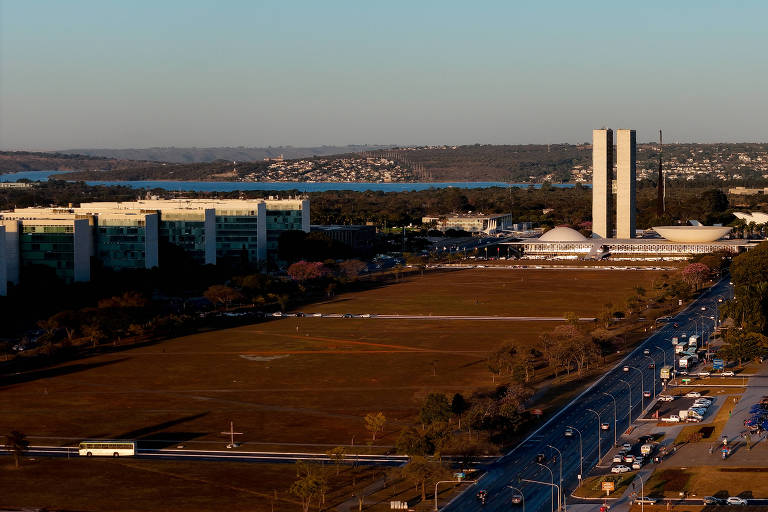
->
[294,312,305,317]
[311,313,322,317]
[510,494,523,504]
[613,454,624,463]
[678,370,688,375]
[564,428,574,438]
[686,416,701,423]
[690,408,708,416]
[693,400,712,408]
[658,395,674,402]
[632,460,643,469]
[624,454,635,463]
[635,497,657,505]
[611,465,631,473]
[648,363,656,369]
[699,372,711,378]
[271,312,283,317]
[674,323,679,328]
[726,497,748,506]
[342,313,354,318]
[685,391,702,398]
[643,348,651,355]
[601,423,610,431]
[644,391,652,398]
[535,453,546,464]
[703,497,723,505]
[721,371,735,377]
[622,443,632,451]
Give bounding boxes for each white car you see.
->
[613,454,624,463]
[685,391,702,398]
[611,465,631,473]
[624,454,635,463]
[635,497,657,505]
[693,400,712,408]
[721,371,735,377]
[658,395,675,402]
[698,372,711,378]
[726,497,748,506]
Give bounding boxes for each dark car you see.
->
[510,493,523,504]
[535,453,546,464]
[703,497,723,505]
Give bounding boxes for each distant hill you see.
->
[58,145,396,164]
[0,151,156,173]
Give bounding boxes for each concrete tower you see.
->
[616,129,637,239]
[591,129,613,238]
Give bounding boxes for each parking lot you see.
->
[643,395,718,421]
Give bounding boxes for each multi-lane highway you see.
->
[443,278,732,512]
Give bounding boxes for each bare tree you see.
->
[364,412,386,441]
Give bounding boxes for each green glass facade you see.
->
[266,209,304,258]
[215,213,260,264]
[19,225,76,282]
[95,223,146,270]
[160,219,207,264]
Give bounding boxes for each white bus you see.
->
[79,440,136,457]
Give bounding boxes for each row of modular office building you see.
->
[0,198,309,295]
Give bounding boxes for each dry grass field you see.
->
[645,466,768,499]
[0,269,669,451]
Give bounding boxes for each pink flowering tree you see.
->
[682,262,710,291]
[287,261,330,282]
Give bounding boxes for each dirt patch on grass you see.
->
[645,466,768,499]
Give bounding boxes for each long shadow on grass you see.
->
[117,412,209,444]
[0,357,129,388]
[135,432,209,449]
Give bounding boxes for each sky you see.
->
[1,0,768,150]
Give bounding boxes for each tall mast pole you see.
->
[657,130,664,217]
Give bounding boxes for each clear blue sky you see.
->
[2,0,767,150]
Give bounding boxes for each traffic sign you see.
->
[713,359,724,370]
[602,481,615,492]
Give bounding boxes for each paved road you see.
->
[442,278,733,512]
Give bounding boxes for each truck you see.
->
[679,355,691,369]
[679,409,689,420]
[660,365,673,379]
[640,443,653,456]
[689,335,700,348]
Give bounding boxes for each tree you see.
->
[326,446,346,475]
[487,343,517,383]
[203,284,243,309]
[682,263,710,291]
[338,259,366,280]
[720,331,768,365]
[399,456,450,502]
[419,393,452,426]
[4,431,29,468]
[287,260,330,282]
[290,462,325,512]
[396,426,434,456]
[364,412,386,441]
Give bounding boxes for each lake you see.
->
[0,170,585,192]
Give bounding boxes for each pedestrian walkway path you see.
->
[721,362,768,443]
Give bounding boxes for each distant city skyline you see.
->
[2,1,768,150]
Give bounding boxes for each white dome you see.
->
[539,226,588,242]
[652,226,732,243]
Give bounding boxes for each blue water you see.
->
[0,170,585,192]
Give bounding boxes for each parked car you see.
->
[644,391,652,398]
[658,395,674,402]
[611,465,631,473]
[622,443,632,451]
[632,460,643,470]
[698,372,711,378]
[726,497,748,506]
[624,454,635,463]
[703,497,723,505]
[635,497,657,505]
[721,371,735,377]
[510,493,523,504]
[613,454,624,463]
[685,391,702,398]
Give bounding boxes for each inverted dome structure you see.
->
[734,212,768,224]
[652,226,732,243]
[539,226,588,242]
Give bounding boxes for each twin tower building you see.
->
[592,128,637,239]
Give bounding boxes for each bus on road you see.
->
[78,440,136,457]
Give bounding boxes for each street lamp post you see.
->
[644,356,657,397]
[618,379,633,426]
[521,478,559,512]
[624,365,646,411]
[547,444,564,512]
[586,408,603,464]
[566,425,583,487]
[536,462,557,512]
[507,485,525,512]
[601,392,618,445]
